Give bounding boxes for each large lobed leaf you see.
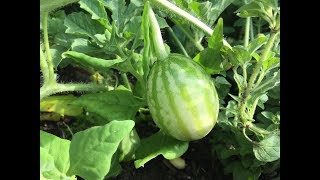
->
[64,12,106,45]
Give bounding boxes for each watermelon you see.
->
[146,54,219,141]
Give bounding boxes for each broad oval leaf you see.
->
[253,131,280,162]
[67,120,135,180]
[40,131,76,180]
[40,130,71,174]
[119,128,141,161]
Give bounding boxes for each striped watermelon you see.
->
[146,54,219,141]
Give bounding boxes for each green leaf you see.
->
[258,0,278,10]
[123,16,143,40]
[236,1,274,27]
[42,10,67,35]
[72,89,144,123]
[40,131,76,180]
[99,0,140,32]
[248,35,268,54]
[253,131,280,162]
[62,51,124,71]
[119,129,141,161]
[50,45,68,69]
[214,76,232,100]
[226,100,238,117]
[40,131,71,173]
[227,45,251,66]
[208,18,223,50]
[208,0,235,24]
[71,38,100,54]
[263,57,280,71]
[227,161,261,180]
[79,0,110,28]
[155,14,169,28]
[261,111,280,124]
[249,70,280,106]
[113,52,143,80]
[134,131,189,168]
[53,33,78,48]
[194,48,224,74]
[67,120,135,179]
[257,93,268,109]
[187,0,234,27]
[40,95,83,118]
[217,111,233,128]
[236,1,267,18]
[41,147,76,180]
[64,12,106,45]
[40,0,79,12]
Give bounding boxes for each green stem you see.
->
[248,98,259,118]
[121,72,132,91]
[239,29,279,123]
[147,3,168,60]
[40,46,49,85]
[174,22,204,51]
[247,32,279,90]
[250,18,254,41]
[242,127,258,144]
[42,12,56,84]
[254,70,265,88]
[247,122,271,135]
[167,27,190,57]
[257,17,261,34]
[40,83,112,100]
[151,0,231,48]
[242,65,247,87]
[244,17,250,48]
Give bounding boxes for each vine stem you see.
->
[244,17,251,48]
[247,31,279,90]
[250,18,254,41]
[42,12,56,84]
[40,83,112,100]
[239,15,280,124]
[40,46,49,85]
[121,72,132,91]
[167,26,190,57]
[242,127,258,144]
[151,0,231,48]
